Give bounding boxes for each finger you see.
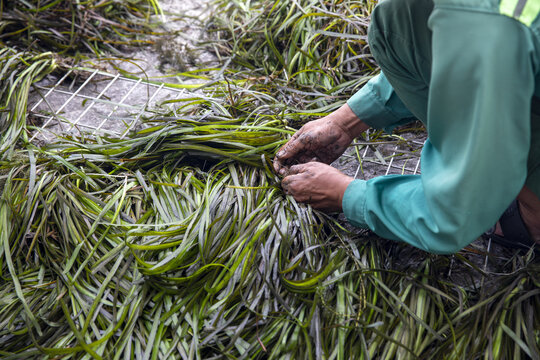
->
[274,131,307,163]
[274,134,303,174]
[281,173,296,186]
[281,172,303,190]
[275,151,316,176]
[289,161,328,175]
[298,154,319,164]
[273,146,286,173]
[283,181,311,204]
[273,159,288,175]
[273,149,296,174]
[281,176,293,195]
[288,163,311,176]
[275,154,316,175]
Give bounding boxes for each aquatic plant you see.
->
[0,0,538,358]
[0,0,162,56]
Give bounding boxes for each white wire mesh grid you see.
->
[28,67,192,143]
[333,131,425,182]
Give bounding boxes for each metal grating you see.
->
[29,67,192,143]
[355,135,424,177]
[333,131,425,181]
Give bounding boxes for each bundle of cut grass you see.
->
[0,0,161,56]
[0,116,350,358]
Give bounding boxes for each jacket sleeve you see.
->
[343,8,535,254]
[347,72,416,133]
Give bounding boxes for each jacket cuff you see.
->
[342,179,369,228]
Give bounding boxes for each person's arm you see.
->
[347,71,417,133]
[274,73,416,175]
[273,104,366,175]
[343,8,535,254]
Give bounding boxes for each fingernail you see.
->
[276,150,284,157]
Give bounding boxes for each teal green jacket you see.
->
[344,0,540,254]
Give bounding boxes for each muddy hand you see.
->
[281,162,353,212]
[273,104,368,176]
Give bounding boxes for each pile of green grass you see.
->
[3,90,538,359]
[0,0,539,359]
[207,0,377,94]
[0,0,162,57]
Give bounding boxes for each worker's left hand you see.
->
[281,162,353,212]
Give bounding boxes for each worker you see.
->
[274,0,540,254]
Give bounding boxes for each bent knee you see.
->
[368,0,434,89]
[369,0,433,65]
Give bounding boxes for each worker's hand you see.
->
[273,117,353,176]
[281,162,353,212]
[274,104,368,176]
